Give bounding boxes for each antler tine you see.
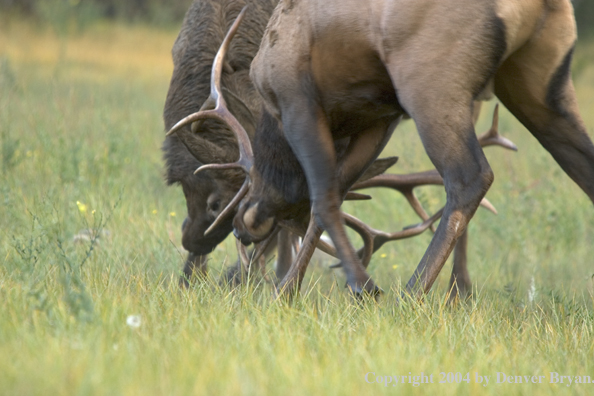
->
[402,190,436,232]
[236,237,251,272]
[345,191,372,201]
[190,97,216,133]
[341,213,376,268]
[331,208,444,269]
[477,104,518,151]
[278,220,338,258]
[166,7,254,173]
[479,197,498,215]
[384,207,444,243]
[245,226,281,266]
[203,178,250,236]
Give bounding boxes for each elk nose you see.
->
[233,227,252,246]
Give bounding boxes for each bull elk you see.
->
[226,0,594,298]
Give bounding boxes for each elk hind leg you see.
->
[495,44,594,203]
[180,252,208,288]
[280,101,379,296]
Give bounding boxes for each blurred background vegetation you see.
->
[1,0,593,33]
[573,0,594,37]
[0,0,193,27]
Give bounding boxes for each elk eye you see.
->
[210,200,220,212]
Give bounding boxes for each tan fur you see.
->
[238,0,594,297]
[243,204,275,238]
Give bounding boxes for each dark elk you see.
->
[227,0,594,298]
[162,0,282,286]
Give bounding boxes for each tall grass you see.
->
[1,19,593,395]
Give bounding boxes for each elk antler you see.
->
[236,226,280,271]
[476,104,517,151]
[352,104,513,222]
[329,104,515,267]
[342,209,444,268]
[166,7,254,236]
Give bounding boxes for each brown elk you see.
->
[224,0,594,298]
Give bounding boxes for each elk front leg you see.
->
[179,252,208,288]
[281,103,381,296]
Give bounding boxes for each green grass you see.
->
[1,19,594,396]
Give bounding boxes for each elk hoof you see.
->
[347,280,383,300]
[273,286,298,304]
[447,287,473,305]
[273,278,301,301]
[220,264,244,288]
[178,275,190,289]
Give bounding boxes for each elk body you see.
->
[162,0,281,286]
[231,0,594,297]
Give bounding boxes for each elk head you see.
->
[164,7,260,256]
[164,77,259,254]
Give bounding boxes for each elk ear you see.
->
[175,128,238,165]
[358,156,399,182]
[162,135,203,185]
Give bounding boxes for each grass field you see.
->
[1,18,594,395]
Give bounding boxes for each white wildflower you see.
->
[126,315,142,328]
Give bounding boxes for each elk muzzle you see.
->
[181,215,234,255]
